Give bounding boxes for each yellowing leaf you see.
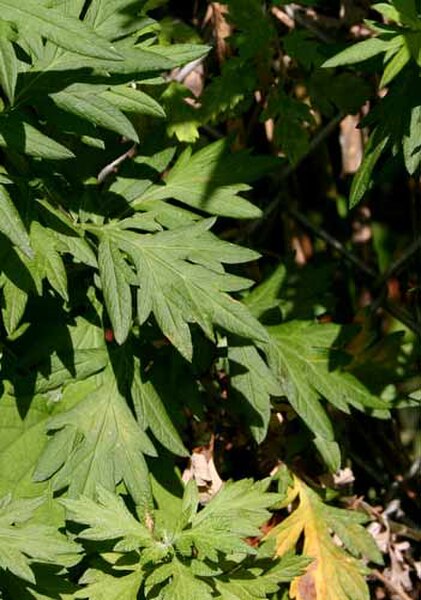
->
[268,477,382,600]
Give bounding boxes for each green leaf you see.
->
[30,221,69,301]
[2,277,27,335]
[54,233,98,268]
[403,104,421,174]
[0,117,75,160]
[34,367,155,508]
[131,359,188,456]
[0,394,51,499]
[52,0,87,18]
[313,437,341,473]
[180,479,199,526]
[0,494,80,583]
[215,553,312,599]
[162,82,201,143]
[373,3,402,24]
[75,569,142,600]
[58,45,174,74]
[51,90,139,142]
[116,213,163,233]
[99,219,269,360]
[391,0,420,27]
[229,344,282,443]
[36,199,98,268]
[0,0,123,60]
[244,264,287,319]
[58,479,304,600]
[33,348,109,395]
[323,505,383,564]
[323,36,401,68]
[0,34,17,104]
[350,130,389,207]
[135,140,277,219]
[62,486,153,547]
[146,43,211,66]
[154,559,214,600]
[380,42,410,88]
[173,479,281,564]
[98,237,132,345]
[0,184,32,258]
[190,478,280,542]
[267,321,388,443]
[100,86,166,118]
[86,0,149,39]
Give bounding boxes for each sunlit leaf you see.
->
[0,0,123,59]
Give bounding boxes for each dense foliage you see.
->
[0,1,419,599]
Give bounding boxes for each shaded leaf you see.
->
[51,90,139,142]
[131,358,188,456]
[244,264,287,319]
[33,348,109,395]
[0,118,74,160]
[30,222,68,301]
[2,277,28,335]
[313,437,341,473]
[267,321,388,450]
[229,344,282,443]
[100,86,166,118]
[350,130,389,207]
[0,184,32,258]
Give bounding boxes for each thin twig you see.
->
[288,206,377,277]
[282,206,421,337]
[371,569,414,600]
[97,143,137,184]
[200,124,225,139]
[375,237,421,288]
[283,4,334,43]
[389,520,421,543]
[280,112,344,181]
[382,300,421,337]
[246,112,343,236]
[357,499,421,542]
